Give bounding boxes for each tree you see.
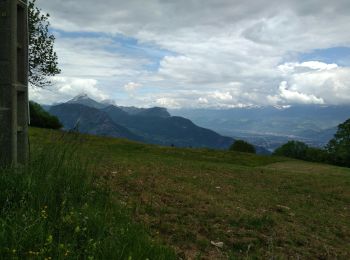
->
[305,147,328,163]
[229,140,256,154]
[273,141,309,160]
[29,0,60,88]
[326,119,350,167]
[29,101,62,129]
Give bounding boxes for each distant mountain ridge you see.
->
[49,95,266,152]
[50,103,142,141]
[45,95,349,152]
[117,106,171,118]
[101,105,234,149]
[170,105,350,150]
[66,94,108,109]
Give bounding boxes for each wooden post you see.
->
[0,0,29,166]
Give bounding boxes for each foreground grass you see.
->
[0,132,175,259]
[27,128,350,259]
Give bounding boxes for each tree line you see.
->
[229,119,350,168]
[273,119,350,167]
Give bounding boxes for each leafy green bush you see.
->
[229,140,256,154]
[326,118,350,167]
[305,147,329,163]
[273,119,350,167]
[273,141,309,160]
[0,133,175,259]
[30,101,62,129]
[273,141,331,165]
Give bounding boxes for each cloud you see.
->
[269,61,350,105]
[29,76,108,104]
[33,0,350,107]
[269,81,324,105]
[211,91,233,101]
[54,36,149,80]
[124,82,142,92]
[198,97,209,104]
[155,97,180,108]
[278,61,338,75]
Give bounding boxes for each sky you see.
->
[30,0,350,108]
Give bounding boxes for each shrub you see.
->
[30,101,62,129]
[326,118,350,167]
[273,141,309,160]
[229,140,256,154]
[305,147,329,163]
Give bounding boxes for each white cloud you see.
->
[211,91,233,101]
[155,97,180,108]
[198,97,208,104]
[54,36,149,80]
[269,81,324,104]
[29,76,107,104]
[269,62,350,105]
[278,61,338,75]
[300,61,338,71]
[33,0,350,107]
[124,82,142,92]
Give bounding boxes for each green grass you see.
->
[0,131,175,259]
[3,127,350,259]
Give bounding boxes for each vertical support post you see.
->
[0,0,29,166]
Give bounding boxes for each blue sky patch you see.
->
[299,47,350,66]
[52,29,105,39]
[53,29,176,72]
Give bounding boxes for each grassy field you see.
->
[4,127,350,259]
[0,130,175,259]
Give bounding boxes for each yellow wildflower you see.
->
[47,235,53,243]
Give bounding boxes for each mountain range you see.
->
[48,95,247,151]
[50,103,142,141]
[170,105,350,151]
[45,95,350,152]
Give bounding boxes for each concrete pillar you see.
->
[0,0,29,166]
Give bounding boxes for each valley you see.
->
[170,106,350,151]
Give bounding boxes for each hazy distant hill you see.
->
[48,95,247,150]
[50,103,143,141]
[117,106,171,118]
[102,105,234,149]
[170,105,350,150]
[66,94,109,109]
[136,107,171,118]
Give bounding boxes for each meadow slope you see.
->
[30,128,350,259]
